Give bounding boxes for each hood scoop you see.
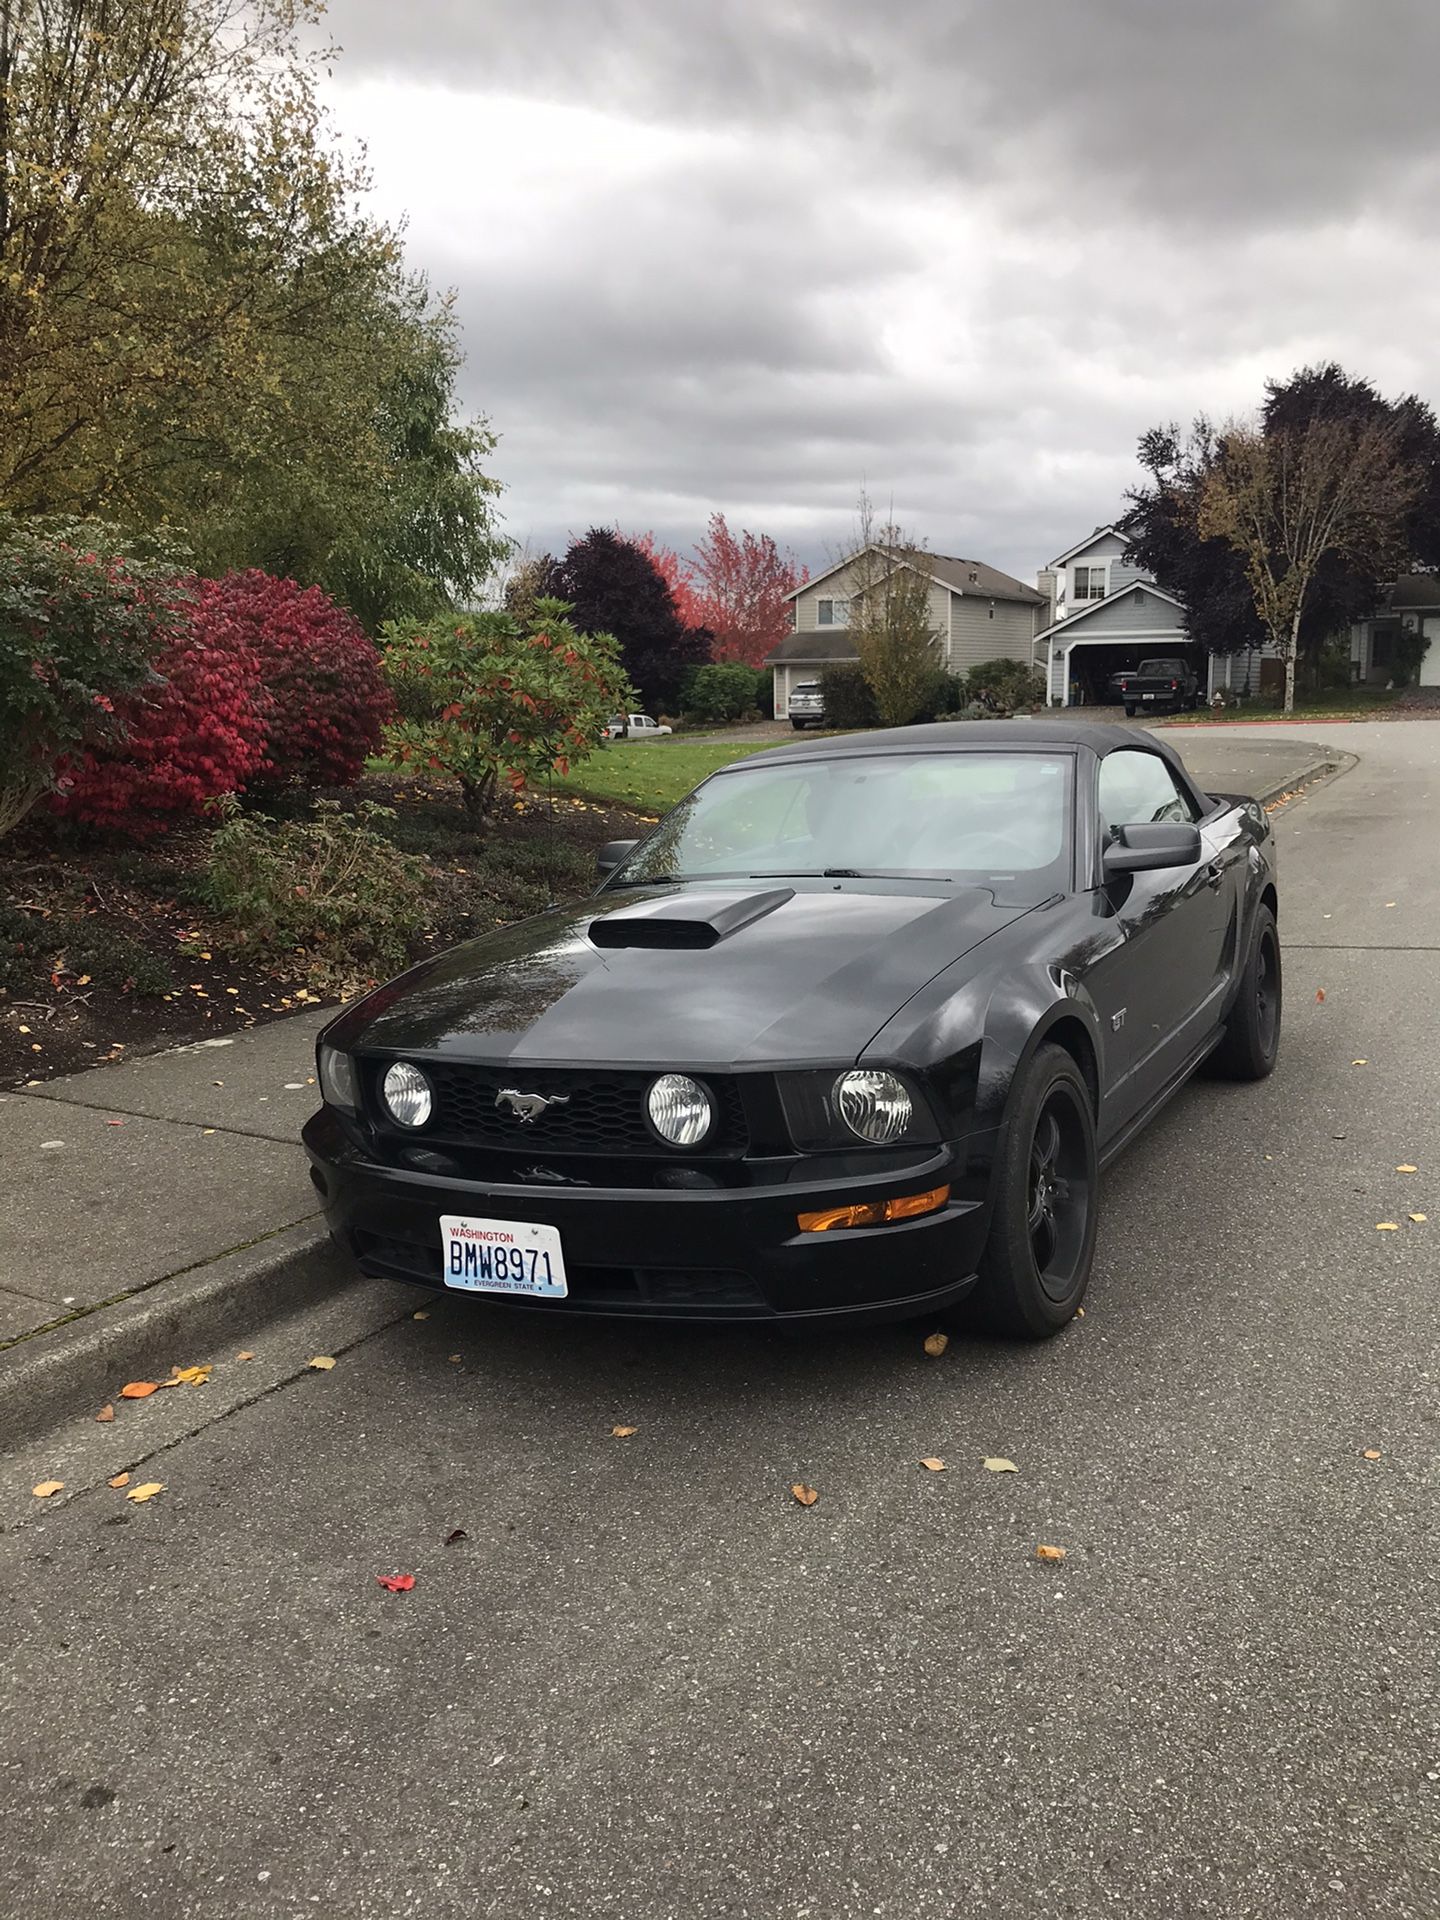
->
[589,887,794,951]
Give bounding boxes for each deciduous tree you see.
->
[555,528,710,711]
[690,514,808,667]
[846,498,941,729]
[1197,413,1420,713]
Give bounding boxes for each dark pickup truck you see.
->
[1117,658,1200,716]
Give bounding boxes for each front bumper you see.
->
[302,1107,992,1325]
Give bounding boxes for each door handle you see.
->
[1204,860,1224,890]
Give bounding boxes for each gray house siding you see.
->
[948,595,1038,674]
[1056,590,1183,636]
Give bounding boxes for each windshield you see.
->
[613,750,1072,889]
[1136,659,1185,676]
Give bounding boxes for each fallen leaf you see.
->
[983,1457,1019,1473]
[1352,1059,1368,1067]
[202,1128,216,1137]
[922,1331,949,1357]
[95,1404,114,1423]
[31,1480,63,1498]
[1362,1449,1382,1461]
[412,1310,430,1320]
[235,1350,255,1362]
[791,1483,820,1507]
[308,1355,336,1370]
[1376,1222,1400,1232]
[1385,902,1396,909]
[1314,988,1326,1003]
[1035,1544,1067,1562]
[169,1364,212,1385]
[375,1573,415,1593]
[1409,1213,1428,1224]
[108,1473,130,1488]
[126,1482,164,1503]
[105,1118,124,1127]
[610,1425,639,1438]
[1396,1164,1418,1174]
[119,1381,159,1399]
[919,1457,946,1472]
[1074,1306,1085,1318]
[444,1528,469,1546]
[448,1353,462,1364]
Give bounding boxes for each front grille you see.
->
[372,1062,748,1158]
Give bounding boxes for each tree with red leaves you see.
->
[692,514,808,668]
[630,531,704,630]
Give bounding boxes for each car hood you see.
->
[332,883,1035,1068]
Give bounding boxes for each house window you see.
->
[1073,565,1107,601]
[817,597,850,627]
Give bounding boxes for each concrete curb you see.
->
[0,1219,353,1452]
[1249,749,1353,808]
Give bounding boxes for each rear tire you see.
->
[965,1044,1098,1339]
[1124,704,1137,718]
[1209,905,1281,1080]
[791,718,809,730]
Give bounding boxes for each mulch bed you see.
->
[0,775,652,1089]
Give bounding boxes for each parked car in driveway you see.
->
[787,681,826,728]
[1118,658,1201,715]
[604,713,672,740]
[305,722,1280,1339]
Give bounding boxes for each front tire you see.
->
[967,1044,1098,1339]
[1209,905,1281,1079]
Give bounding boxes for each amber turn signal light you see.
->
[797,1184,950,1233]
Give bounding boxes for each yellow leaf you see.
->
[790,1483,819,1506]
[983,1457,1019,1473]
[922,1331,949,1357]
[1376,1222,1399,1232]
[108,1472,130,1488]
[236,1350,255,1361]
[119,1380,159,1398]
[1409,1213,1427,1224]
[1362,1449,1382,1461]
[1035,1544,1067,1562]
[1352,1059,1368,1066]
[126,1482,165,1503]
[412,1310,430,1320]
[1396,1165,1418,1174]
[31,1480,64,1498]
[919,1457,946,1472]
[308,1355,336,1370]
[610,1425,638,1437]
[169,1364,212,1385]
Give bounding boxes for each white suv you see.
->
[787,682,826,729]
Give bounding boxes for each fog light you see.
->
[797,1184,949,1233]
[834,1069,913,1144]
[647,1073,713,1147]
[382,1060,432,1128]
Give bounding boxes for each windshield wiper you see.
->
[748,868,952,881]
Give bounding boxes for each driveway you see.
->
[3,724,1438,1920]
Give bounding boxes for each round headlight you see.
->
[647,1073,714,1147]
[382,1060,432,1128]
[834,1069,913,1145]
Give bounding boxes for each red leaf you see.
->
[375,1573,416,1593]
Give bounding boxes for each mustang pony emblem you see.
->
[496,1088,570,1124]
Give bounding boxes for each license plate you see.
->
[440,1215,568,1298]
[1142,692,1157,701]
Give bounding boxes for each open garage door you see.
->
[1059,638,1204,708]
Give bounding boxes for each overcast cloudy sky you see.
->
[319,0,1440,583]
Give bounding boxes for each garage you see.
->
[1061,639,1204,709]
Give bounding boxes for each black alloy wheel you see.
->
[1209,905,1281,1080]
[965,1042,1099,1339]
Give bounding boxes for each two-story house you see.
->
[768,548,1047,719]
[1032,527,1197,706]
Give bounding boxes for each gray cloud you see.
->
[321,0,1440,579]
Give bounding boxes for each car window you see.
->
[1097,750,1197,842]
[1136,659,1185,677]
[615,751,1073,889]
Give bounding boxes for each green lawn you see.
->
[551,737,787,814]
[1159,689,1401,725]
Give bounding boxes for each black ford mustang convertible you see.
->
[304,722,1280,1338]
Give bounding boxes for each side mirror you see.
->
[596,838,639,877]
[1102,822,1202,876]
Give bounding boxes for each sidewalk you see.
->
[0,728,1346,1433]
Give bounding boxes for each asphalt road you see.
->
[3,723,1438,1920]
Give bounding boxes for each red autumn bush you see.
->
[204,571,392,790]
[51,617,270,838]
